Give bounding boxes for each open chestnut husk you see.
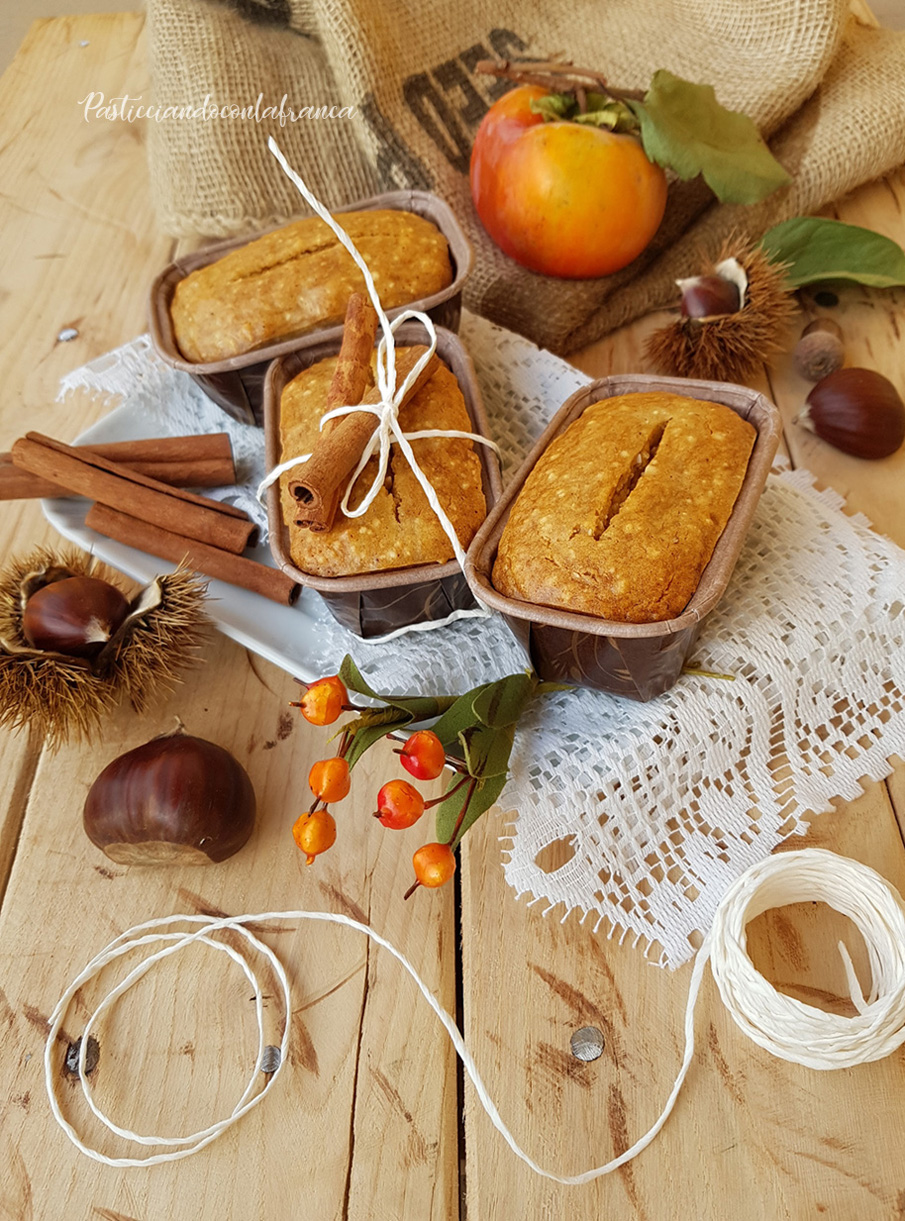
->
[0,548,209,745]
[795,367,905,459]
[84,729,256,865]
[646,241,797,383]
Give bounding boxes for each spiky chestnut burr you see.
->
[0,548,209,746]
[646,239,797,383]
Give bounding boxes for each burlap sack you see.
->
[145,1,380,231]
[147,0,877,352]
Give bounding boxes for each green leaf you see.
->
[529,92,576,121]
[471,673,535,728]
[627,70,791,205]
[459,723,516,779]
[435,771,509,848]
[349,706,404,730]
[429,671,539,748]
[338,655,379,700]
[335,664,536,795]
[429,683,494,747]
[384,693,459,720]
[760,217,905,289]
[338,655,456,721]
[344,712,412,771]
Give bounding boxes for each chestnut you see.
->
[796,367,905,459]
[23,576,129,658]
[83,731,256,865]
[678,274,741,319]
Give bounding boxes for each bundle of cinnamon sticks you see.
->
[287,294,439,533]
[8,296,441,607]
[0,433,235,499]
[8,431,299,605]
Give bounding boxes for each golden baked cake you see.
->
[280,348,485,577]
[492,392,756,623]
[171,211,453,363]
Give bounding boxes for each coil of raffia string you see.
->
[708,848,905,1069]
[44,848,905,1183]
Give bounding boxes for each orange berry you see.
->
[297,676,347,726]
[292,809,336,865]
[412,842,456,888]
[308,756,351,803]
[399,730,446,781]
[374,779,425,829]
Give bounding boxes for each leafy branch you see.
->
[476,59,791,205]
[337,657,566,868]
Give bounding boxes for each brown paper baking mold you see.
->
[464,374,782,701]
[149,190,473,426]
[263,323,502,639]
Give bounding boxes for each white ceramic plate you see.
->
[42,402,332,681]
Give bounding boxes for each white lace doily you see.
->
[58,314,905,968]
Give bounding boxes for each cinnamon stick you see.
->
[66,435,234,463]
[288,345,439,532]
[324,294,378,426]
[0,445,235,499]
[86,503,299,606]
[288,293,378,531]
[11,433,256,554]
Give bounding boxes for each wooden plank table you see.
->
[0,13,903,1220]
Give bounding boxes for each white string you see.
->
[257,138,501,574]
[346,605,499,647]
[45,850,905,1177]
[707,849,905,1069]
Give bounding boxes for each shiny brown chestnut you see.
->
[23,576,130,658]
[796,367,905,459]
[83,730,256,865]
[678,274,741,319]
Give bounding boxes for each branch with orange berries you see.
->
[290,656,566,898]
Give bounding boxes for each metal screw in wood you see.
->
[65,1035,99,1077]
[570,1026,605,1061]
[259,1045,281,1074]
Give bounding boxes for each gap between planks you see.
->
[0,726,45,910]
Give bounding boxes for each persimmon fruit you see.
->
[470,85,668,279]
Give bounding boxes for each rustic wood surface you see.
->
[0,12,903,1221]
